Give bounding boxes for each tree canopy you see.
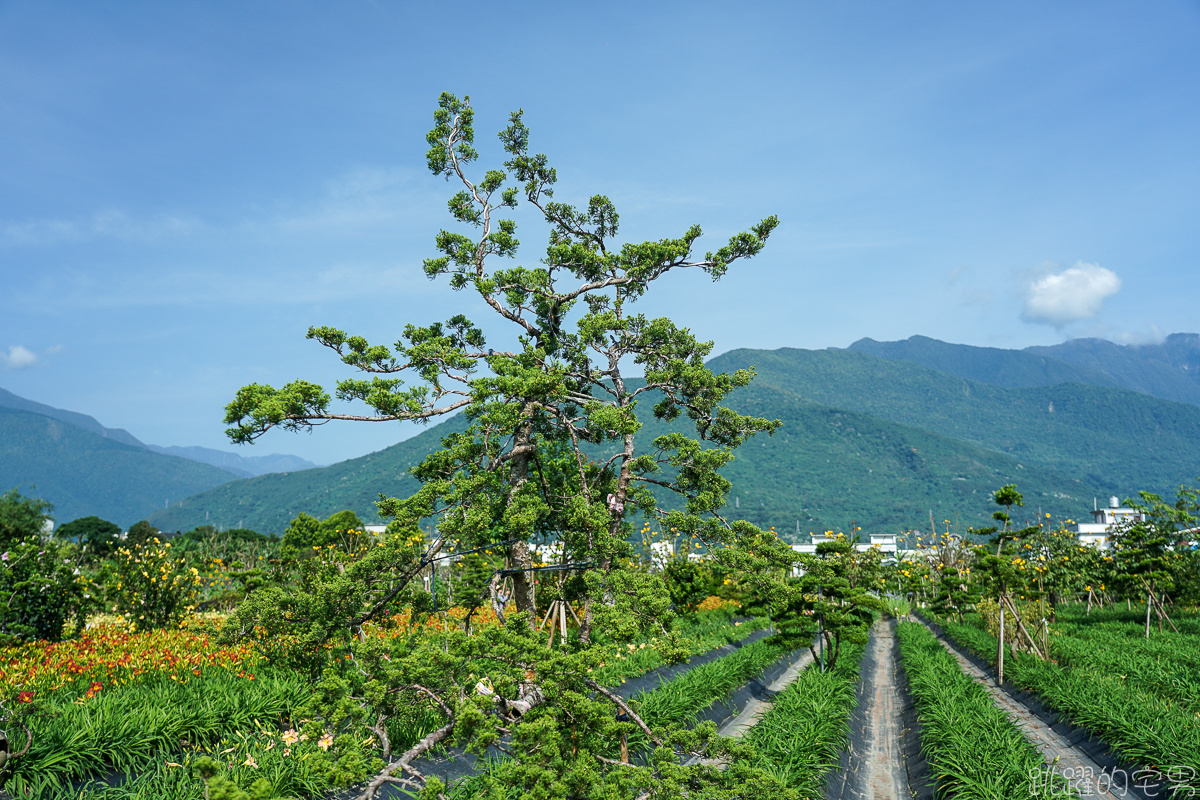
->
[55,515,122,558]
[224,91,785,634]
[0,487,52,549]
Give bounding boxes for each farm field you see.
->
[4,481,1199,799]
[0,603,772,799]
[6,558,1200,798]
[926,605,1200,798]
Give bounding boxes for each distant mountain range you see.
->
[848,333,1200,404]
[0,387,319,526]
[148,334,1200,538]
[6,334,1198,537]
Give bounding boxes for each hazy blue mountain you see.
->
[145,444,320,478]
[0,386,144,447]
[149,415,470,534]
[0,407,242,527]
[1026,333,1200,405]
[1,386,318,479]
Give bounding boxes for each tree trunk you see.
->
[508,541,536,617]
[506,414,537,619]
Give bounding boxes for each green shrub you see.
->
[0,540,84,643]
[109,538,200,630]
[0,487,52,550]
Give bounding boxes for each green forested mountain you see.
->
[148,370,1109,537]
[0,386,144,447]
[849,333,1200,406]
[710,347,1200,498]
[149,415,469,534]
[0,407,243,527]
[0,387,318,479]
[26,338,1199,539]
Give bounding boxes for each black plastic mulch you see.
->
[823,619,933,800]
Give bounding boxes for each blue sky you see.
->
[2,1,1198,466]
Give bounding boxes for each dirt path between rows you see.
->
[827,618,924,800]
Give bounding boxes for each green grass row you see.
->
[5,669,314,799]
[896,621,1075,800]
[741,639,864,797]
[1049,605,1200,712]
[625,635,792,751]
[935,614,1200,796]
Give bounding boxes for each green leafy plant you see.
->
[0,539,84,644]
[897,621,1075,799]
[109,538,200,630]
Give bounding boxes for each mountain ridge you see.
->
[0,406,243,527]
[848,333,1200,405]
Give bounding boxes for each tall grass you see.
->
[936,615,1200,794]
[5,669,302,798]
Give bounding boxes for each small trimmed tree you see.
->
[773,538,885,671]
[1111,483,1199,634]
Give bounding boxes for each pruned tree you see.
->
[1111,483,1199,636]
[224,92,784,637]
[219,94,800,797]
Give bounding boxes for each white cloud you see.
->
[1021,261,1120,327]
[1112,324,1165,346]
[1,345,38,369]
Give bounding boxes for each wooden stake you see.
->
[998,602,1005,686]
[1146,591,1152,639]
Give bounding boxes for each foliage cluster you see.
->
[771,536,886,670]
[0,489,86,646]
[110,538,201,631]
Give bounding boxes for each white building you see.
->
[790,531,898,556]
[789,532,899,576]
[1072,496,1144,550]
